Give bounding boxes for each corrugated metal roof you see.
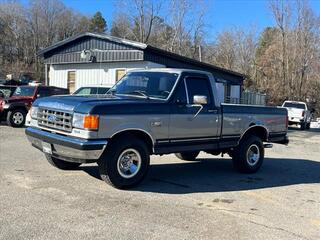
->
[39,32,245,82]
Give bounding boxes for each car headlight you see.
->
[30,107,38,119]
[72,113,99,130]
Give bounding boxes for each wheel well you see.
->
[9,106,27,113]
[110,130,154,153]
[240,126,268,143]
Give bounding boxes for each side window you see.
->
[185,77,212,105]
[37,88,51,98]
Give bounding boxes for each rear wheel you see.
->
[98,135,150,189]
[175,151,200,161]
[232,136,264,173]
[45,154,81,170]
[306,123,311,130]
[7,109,26,127]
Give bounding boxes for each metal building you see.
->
[38,32,245,102]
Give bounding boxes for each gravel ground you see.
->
[0,125,319,240]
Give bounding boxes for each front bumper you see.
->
[288,117,304,124]
[25,127,107,163]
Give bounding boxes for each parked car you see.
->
[73,85,113,95]
[0,85,17,99]
[25,69,289,189]
[282,100,313,130]
[0,85,69,127]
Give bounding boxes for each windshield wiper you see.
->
[127,90,150,99]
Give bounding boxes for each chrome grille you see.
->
[37,108,73,132]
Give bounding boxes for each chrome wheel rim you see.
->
[246,144,260,166]
[117,148,141,179]
[12,112,24,125]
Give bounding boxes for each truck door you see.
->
[169,74,220,142]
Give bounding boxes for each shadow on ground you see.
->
[80,157,320,194]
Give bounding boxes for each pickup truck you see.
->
[0,85,69,127]
[25,69,289,189]
[282,100,313,130]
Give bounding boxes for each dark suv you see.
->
[0,85,69,127]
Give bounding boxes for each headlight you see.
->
[30,107,38,119]
[72,113,99,130]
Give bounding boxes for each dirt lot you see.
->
[0,125,319,240]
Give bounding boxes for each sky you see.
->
[22,0,320,38]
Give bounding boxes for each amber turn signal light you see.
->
[83,115,99,130]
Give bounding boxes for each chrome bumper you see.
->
[25,127,107,163]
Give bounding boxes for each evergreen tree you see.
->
[90,11,107,33]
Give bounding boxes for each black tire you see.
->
[45,154,81,170]
[98,135,150,189]
[232,136,264,173]
[306,123,310,130]
[7,109,26,127]
[175,151,200,161]
[300,122,306,130]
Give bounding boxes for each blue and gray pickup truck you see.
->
[25,69,289,189]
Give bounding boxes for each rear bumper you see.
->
[25,127,107,163]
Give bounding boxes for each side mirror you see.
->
[193,95,207,105]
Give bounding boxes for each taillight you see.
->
[0,100,5,110]
[302,110,305,117]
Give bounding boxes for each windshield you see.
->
[12,86,35,97]
[283,102,306,109]
[109,72,179,100]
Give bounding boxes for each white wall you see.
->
[49,61,165,90]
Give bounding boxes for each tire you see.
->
[7,109,26,127]
[175,151,200,161]
[232,136,264,173]
[300,122,306,130]
[45,154,81,170]
[98,135,150,189]
[306,123,310,130]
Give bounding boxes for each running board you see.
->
[264,143,273,148]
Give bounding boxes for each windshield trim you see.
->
[109,72,181,101]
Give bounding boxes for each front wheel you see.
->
[45,154,81,170]
[232,136,264,173]
[98,135,150,189]
[7,109,26,127]
[175,151,200,161]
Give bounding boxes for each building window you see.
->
[67,71,76,93]
[116,69,126,82]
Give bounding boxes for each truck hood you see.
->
[33,95,166,114]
